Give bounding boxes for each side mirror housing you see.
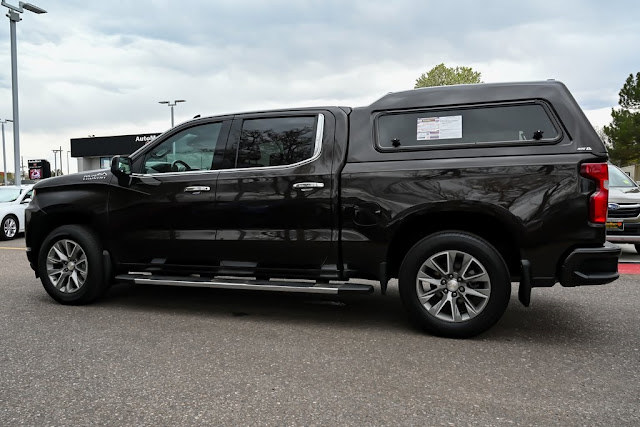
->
[111,156,132,177]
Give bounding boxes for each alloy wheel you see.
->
[416,250,491,322]
[3,217,17,238]
[46,239,88,294]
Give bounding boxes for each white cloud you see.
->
[584,107,613,130]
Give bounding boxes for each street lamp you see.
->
[1,118,12,185]
[51,149,58,176]
[158,99,186,128]
[2,1,47,187]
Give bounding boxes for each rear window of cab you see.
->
[376,102,560,150]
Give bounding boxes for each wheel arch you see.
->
[2,212,19,223]
[386,206,523,280]
[28,211,102,272]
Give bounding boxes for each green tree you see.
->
[414,63,482,88]
[604,72,640,166]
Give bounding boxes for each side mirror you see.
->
[111,156,132,177]
[21,198,32,204]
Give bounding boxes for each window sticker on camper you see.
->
[417,116,462,140]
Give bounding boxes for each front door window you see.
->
[143,122,222,174]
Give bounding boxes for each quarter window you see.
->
[143,122,222,174]
[235,116,316,168]
[377,103,559,149]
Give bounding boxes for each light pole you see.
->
[2,1,47,187]
[158,100,186,128]
[52,146,63,176]
[51,149,57,176]
[66,150,70,175]
[1,118,12,185]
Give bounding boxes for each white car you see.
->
[0,185,34,240]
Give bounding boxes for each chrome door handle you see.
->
[292,182,324,191]
[184,186,211,192]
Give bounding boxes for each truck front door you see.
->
[108,120,230,271]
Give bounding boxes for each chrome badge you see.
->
[608,203,620,210]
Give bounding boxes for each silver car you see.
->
[606,164,640,253]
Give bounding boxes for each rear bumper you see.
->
[607,234,640,243]
[560,242,621,287]
[606,235,640,243]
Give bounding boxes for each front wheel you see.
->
[1,215,18,240]
[399,231,511,338]
[37,225,109,305]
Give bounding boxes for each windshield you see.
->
[0,187,22,202]
[609,165,637,188]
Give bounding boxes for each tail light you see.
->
[580,163,609,224]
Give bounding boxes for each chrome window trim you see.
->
[313,113,324,157]
[131,169,219,178]
[219,113,324,174]
[131,113,325,178]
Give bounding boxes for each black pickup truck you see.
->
[25,81,620,337]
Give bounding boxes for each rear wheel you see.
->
[399,231,511,338]
[1,215,18,240]
[38,225,109,305]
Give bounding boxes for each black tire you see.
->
[1,214,19,240]
[37,225,108,305]
[635,244,640,255]
[398,231,511,338]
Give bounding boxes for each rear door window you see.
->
[377,103,560,149]
[235,116,317,168]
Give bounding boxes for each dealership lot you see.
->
[1,238,638,425]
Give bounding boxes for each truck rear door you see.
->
[211,110,340,279]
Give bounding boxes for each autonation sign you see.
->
[135,135,158,144]
[71,133,162,158]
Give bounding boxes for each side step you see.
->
[115,274,374,295]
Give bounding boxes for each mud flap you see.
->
[518,260,532,307]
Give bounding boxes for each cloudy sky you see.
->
[0,0,639,174]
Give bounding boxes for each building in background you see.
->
[70,133,160,172]
[621,164,640,182]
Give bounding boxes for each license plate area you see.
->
[606,221,624,231]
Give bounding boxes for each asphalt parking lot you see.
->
[1,237,639,425]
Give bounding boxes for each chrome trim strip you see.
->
[131,113,325,179]
[607,236,640,243]
[313,113,324,158]
[133,277,339,294]
[610,204,640,209]
[131,169,219,178]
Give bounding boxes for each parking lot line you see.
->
[0,246,26,251]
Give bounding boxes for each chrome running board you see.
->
[115,274,374,295]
